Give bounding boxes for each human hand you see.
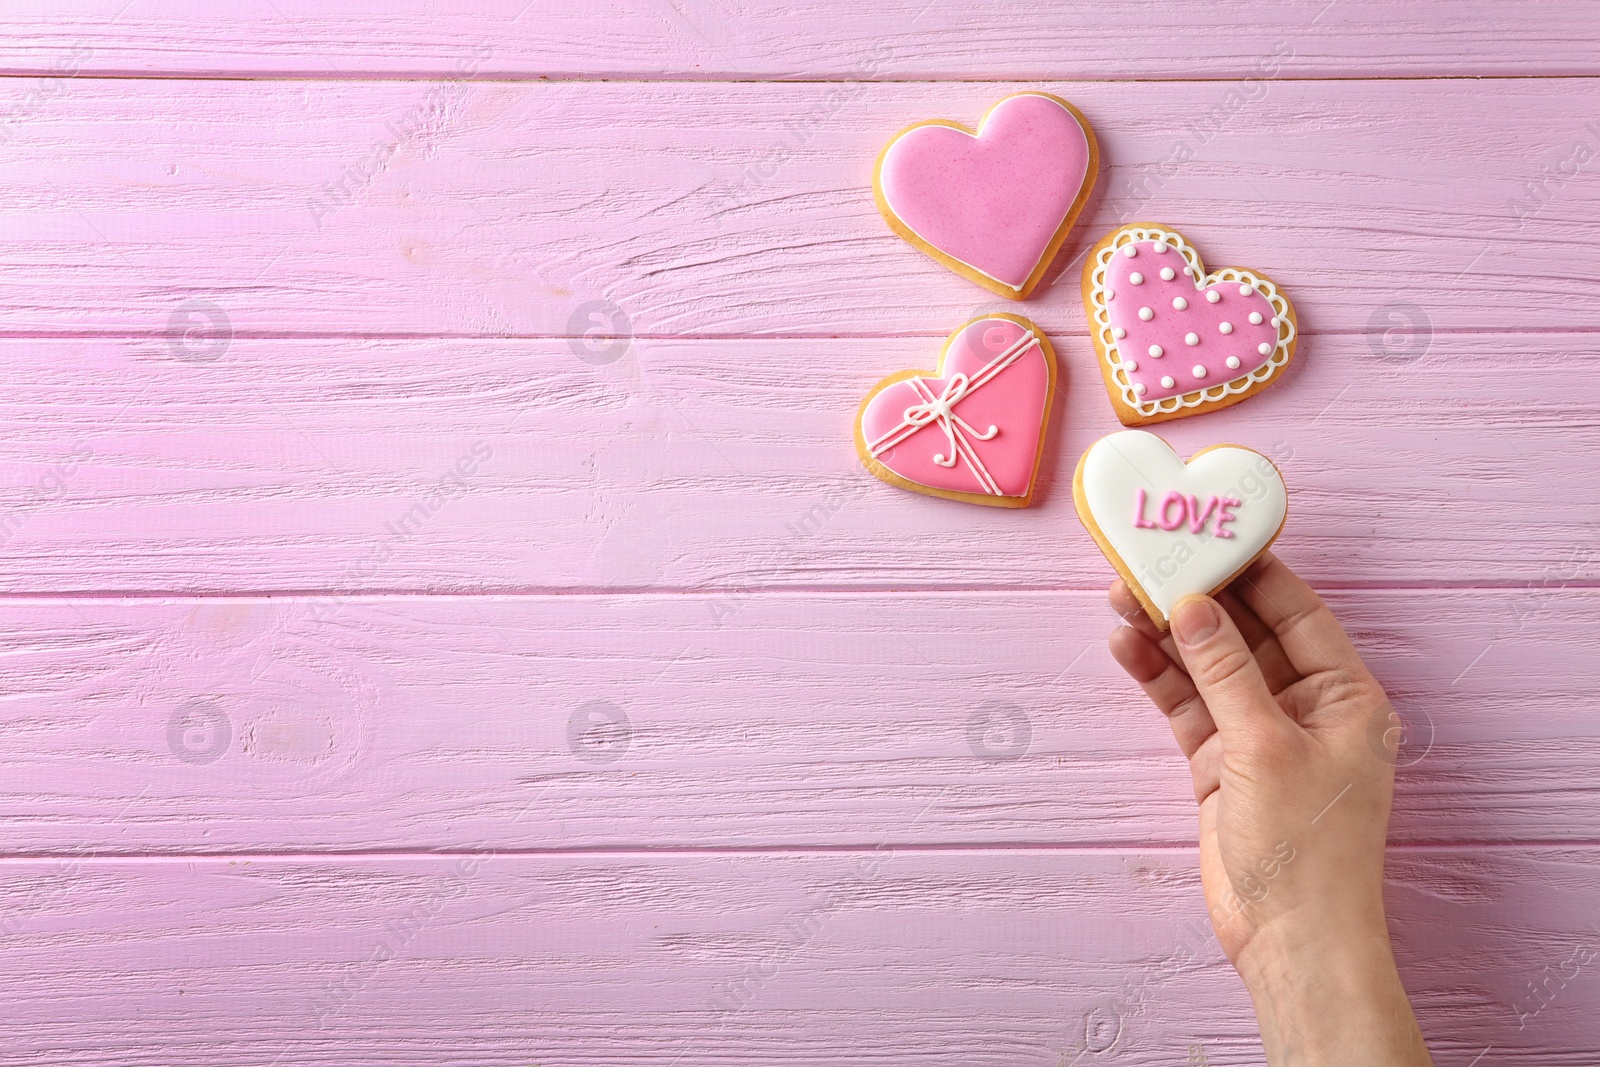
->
[1108,552,1432,1066]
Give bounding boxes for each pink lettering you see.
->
[1158,491,1188,531]
[1186,494,1219,534]
[1132,488,1158,529]
[1213,496,1242,538]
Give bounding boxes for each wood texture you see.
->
[0,849,1595,1065]
[0,79,1596,337]
[0,1,1597,79]
[0,333,1593,593]
[0,589,1592,854]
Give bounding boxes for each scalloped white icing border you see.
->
[1087,226,1295,418]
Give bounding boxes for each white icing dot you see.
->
[1138,307,1154,321]
[1111,326,1126,339]
[1148,344,1163,357]
[1123,359,1138,372]
[1129,272,1144,285]
[1133,382,1147,395]
[1172,297,1188,311]
[1159,375,1176,389]
[1248,312,1263,325]
[1160,267,1175,281]
[1219,321,1233,334]
[1239,284,1254,297]
[1258,342,1273,355]
[1192,365,1207,379]
[1184,332,1200,346]
[1205,290,1221,304]
[1226,356,1241,370]
[1106,289,1115,300]
[1153,241,1169,254]
[1270,316,1281,327]
[1122,244,1137,258]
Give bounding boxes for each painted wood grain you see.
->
[0,79,1595,338]
[1,1,1597,79]
[0,589,1591,854]
[0,848,1595,1064]
[0,333,1592,593]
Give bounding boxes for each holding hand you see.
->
[1109,552,1433,1066]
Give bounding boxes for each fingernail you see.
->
[1171,597,1221,646]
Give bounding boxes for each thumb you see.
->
[1169,594,1288,742]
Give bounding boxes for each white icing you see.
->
[1148,344,1163,357]
[1219,322,1233,334]
[1112,327,1126,339]
[1239,285,1253,296]
[1205,290,1220,303]
[1184,332,1199,346]
[1106,289,1114,300]
[1160,267,1175,281]
[1138,307,1153,321]
[1270,316,1281,327]
[1078,430,1288,620]
[1153,241,1168,254]
[1173,297,1188,310]
[1130,272,1144,285]
[1258,342,1272,355]
[1249,312,1263,324]
[1192,365,1206,378]
[1122,245,1137,258]
[1226,356,1241,369]
[1124,359,1138,372]
[1133,382,1147,395]
[1159,375,1175,388]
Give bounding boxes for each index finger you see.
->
[1232,552,1366,679]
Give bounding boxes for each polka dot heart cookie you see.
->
[1082,224,1297,425]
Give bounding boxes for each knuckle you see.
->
[1198,644,1259,692]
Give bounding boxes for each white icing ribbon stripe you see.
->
[866,330,1038,496]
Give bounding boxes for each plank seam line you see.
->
[1,73,1598,85]
[0,839,1595,863]
[0,583,1594,603]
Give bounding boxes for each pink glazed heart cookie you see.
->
[874,93,1098,300]
[1074,430,1288,629]
[856,314,1057,508]
[1083,224,1298,425]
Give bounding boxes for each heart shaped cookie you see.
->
[1082,224,1297,425]
[874,93,1098,300]
[856,315,1057,508]
[1074,430,1287,628]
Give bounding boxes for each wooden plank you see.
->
[0,79,1596,337]
[0,847,1595,1064]
[0,589,1593,854]
[1,1,1598,79]
[0,333,1593,593]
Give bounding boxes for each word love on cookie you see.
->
[1082,224,1297,425]
[874,93,1098,300]
[1074,430,1288,628]
[856,314,1057,507]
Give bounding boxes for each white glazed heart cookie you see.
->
[1073,430,1288,628]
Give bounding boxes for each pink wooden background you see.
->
[1,2,1597,1064]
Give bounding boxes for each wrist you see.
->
[1235,914,1432,1066]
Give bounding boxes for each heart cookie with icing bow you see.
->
[856,315,1057,508]
[874,93,1098,300]
[1083,224,1298,425]
[1074,430,1288,628]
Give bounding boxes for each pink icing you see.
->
[1214,496,1242,538]
[1157,491,1187,531]
[1103,240,1279,402]
[1132,487,1157,528]
[879,94,1092,290]
[859,317,1051,498]
[1186,493,1219,534]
